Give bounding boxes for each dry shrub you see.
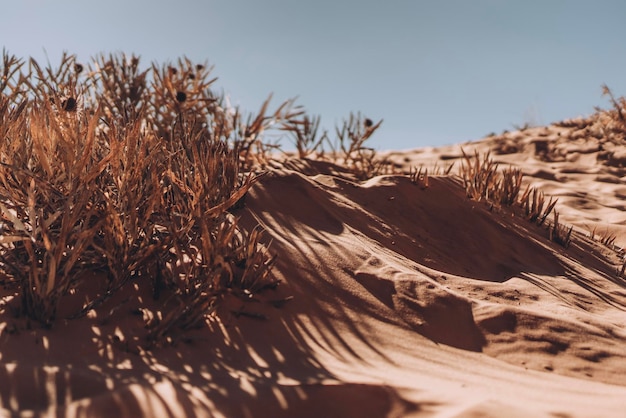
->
[598,85,626,141]
[518,186,557,226]
[459,149,523,207]
[277,109,388,180]
[460,150,497,201]
[459,150,572,248]
[0,52,278,341]
[331,113,390,180]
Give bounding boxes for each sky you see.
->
[2,0,626,150]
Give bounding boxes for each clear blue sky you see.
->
[2,0,626,150]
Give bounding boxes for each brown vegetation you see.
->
[0,52,392,346]
[0,52,284,342]
[459,150,572,248]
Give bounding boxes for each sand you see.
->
[2,119,626,417]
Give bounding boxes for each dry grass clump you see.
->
[0,51,283,341]
[409,163,454,189]
[518,186,557,226]
[460,149,523,207]
[331,113,390,180]
[409,166,430,189]
[459,150,572,248]
[598,85,626,142]
[549,212,573,248]
[280,111,390,180]
[589,227,618,249]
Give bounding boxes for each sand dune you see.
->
[2,120,626,417]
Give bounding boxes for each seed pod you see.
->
[61,97,77,112]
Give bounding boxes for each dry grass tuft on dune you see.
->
[1,52,626,417]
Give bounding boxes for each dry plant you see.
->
[459,149,523,207]
[80,118,165,315]
[145,221,276,345]
[549,211,573,248]
[497,166,524,206]
[90,53,150,123]
[459,150,572,248]
[588,227,622,277]
[409,166,430,189]
[599,85,626,139]
[434,161,455,176]
[518,186,557,226]
[0,69,110,324]
[459,149,496,201]
[329,113,390,180]
[410,163,455,189]
[274,109,387,180]
[600,232,617,248]
[280,113,328,159]
[0,51,27,99]
[234,95,301,169]
[588,226,618,248]
[0,52,279,342]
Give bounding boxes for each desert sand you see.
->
[2,116,626,417]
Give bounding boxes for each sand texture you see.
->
[2,120,626,417]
